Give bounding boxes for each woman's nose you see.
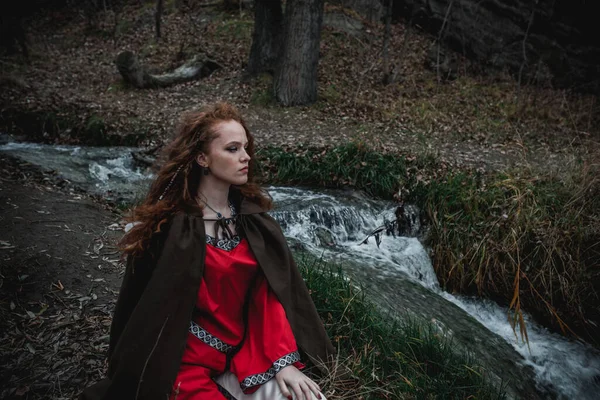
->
[241,148,251,161]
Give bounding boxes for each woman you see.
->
[81,103,334,400]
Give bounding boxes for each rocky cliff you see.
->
[385,0,600,93]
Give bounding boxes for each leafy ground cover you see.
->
[1,1,597,171]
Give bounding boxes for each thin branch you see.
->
[436,0,454,84]
[517,2,536,98]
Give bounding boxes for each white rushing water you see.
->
[268,186,600,400]
[443,295,600,399]
[1,140,599,398]
[0,141,154,201]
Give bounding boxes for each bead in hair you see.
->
[159,165,183,200]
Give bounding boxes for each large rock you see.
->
[393,0,600,93]
[345,0,384,21]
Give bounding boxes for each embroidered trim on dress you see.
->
[189,321,238,354]
[240,351,301,390]
[206,234,241,251]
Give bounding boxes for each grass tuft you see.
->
[256,142,436,200]
[298,253,506,399]
[423,165,600,345]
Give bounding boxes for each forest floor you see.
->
[0,154,124,399]
[1,1,598,172]
[1,1,599,398]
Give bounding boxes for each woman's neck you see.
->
[196,177,231,211]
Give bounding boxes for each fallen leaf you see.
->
[93,241,104,254]
[0,240,15,250]
[52,280,65,291]
[15,385,30,396]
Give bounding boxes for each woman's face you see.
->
[197,120,251,186]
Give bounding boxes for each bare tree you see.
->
[274,0,324,106]
[247,0,283,75]
[436,0,454,83]
[155,0,164,40]
[382,0,393,84]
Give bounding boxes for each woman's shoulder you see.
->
[244,212,285,237]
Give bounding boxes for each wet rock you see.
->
[323,13,364,37]
[314,227,335,247]
[287,237,308,252]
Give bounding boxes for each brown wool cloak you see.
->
[80,192,335,400]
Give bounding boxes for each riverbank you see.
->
[257,143,600,347]
[0,154,511,399]
[0,154,123,399]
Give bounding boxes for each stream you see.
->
[2,139,599,399]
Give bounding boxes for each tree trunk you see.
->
[155,0,164,41]
[274,0,324,106]
[247,0,283,75]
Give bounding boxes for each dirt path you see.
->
[0,154,123,399]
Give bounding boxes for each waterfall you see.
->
[268,186,600,400]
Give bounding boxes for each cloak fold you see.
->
[81,195,334,400]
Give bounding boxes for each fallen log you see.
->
[115,51,222,88]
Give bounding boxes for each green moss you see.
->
[214,18,253,41]
[250,87,275,106]
[249,74,275,106]
[321,84,341,103]
[115,19,133,38]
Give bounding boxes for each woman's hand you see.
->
[275,365,322,400]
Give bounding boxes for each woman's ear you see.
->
[196,153,208,168]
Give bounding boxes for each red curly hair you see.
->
[119,102,273,259]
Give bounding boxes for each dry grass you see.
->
[259,141,600,348]
[424,158,600,345]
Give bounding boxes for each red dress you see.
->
[170,236,304,400]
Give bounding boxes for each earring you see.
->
[203,166,210,176]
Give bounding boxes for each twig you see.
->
[517,1,536,100]
[436,0,454,84]
[352,51,382,104]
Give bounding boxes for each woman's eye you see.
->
[227,147,237,152]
